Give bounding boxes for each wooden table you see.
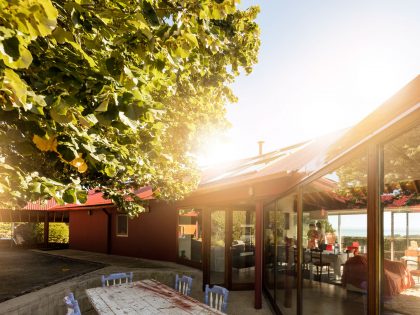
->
[86,279,224,314]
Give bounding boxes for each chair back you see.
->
[101,272,133,287]
[310,248,323,264]
[175,274,193,296]
[64,292,81,315]
[205,284,229,313]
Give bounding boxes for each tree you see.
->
[0,0,260,215]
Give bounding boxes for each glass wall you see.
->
[263,192,298,315]
[381,125,420,315]
[231,209,256,285]
[178,209,202,264]
[210,210,226,284]
[301,155,368,315]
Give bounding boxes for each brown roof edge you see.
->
[337,75,420,149]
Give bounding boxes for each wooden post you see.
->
[338,214,342,250]
[406,212,409,249]
[390,212,394,261]
[367,144,382,315]
[254,200,263,309]
[297,187,303,315]
[44,212,49,247]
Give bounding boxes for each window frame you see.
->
[116,214,128,237]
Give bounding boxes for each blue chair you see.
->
[101,272,133,287]
[64,292,81,315]
[204,284,229,313]
[174,274,193,296]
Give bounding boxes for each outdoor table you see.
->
[85,279,224,314]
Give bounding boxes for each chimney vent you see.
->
[258,141,264,156]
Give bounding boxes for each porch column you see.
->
[254,200,263,309]
[391,212,394,261]
[406,212,409,249]
[338,214,342,249]
[43,212,49,247]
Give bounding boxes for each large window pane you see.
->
[178,209,202,263]
[263,192,297,315]
[264,202,276,299]
[275,193,297,315]
[382,125,420,315]
[210,210,226,284]
[231,209,255,284]
[302,155,368,315]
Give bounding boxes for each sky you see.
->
[196,0,420,166]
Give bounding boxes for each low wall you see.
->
[0,266,203,315]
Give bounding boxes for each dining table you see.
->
[85,279,224,314]
[304,250,353,279]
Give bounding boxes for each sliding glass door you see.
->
[301,155,368,315]
[263,192,298,315]
[381,125,420,315]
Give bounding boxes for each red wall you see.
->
[69,210,108,253]
[68,201,177,262]
[110,201,177,262]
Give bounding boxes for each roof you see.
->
[50,186,153,211]
[6,186,154,212]
[196,75,420,193]
[197,129,348,191]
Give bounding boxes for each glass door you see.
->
[210,210,226,285]
[207,208,256,290]
[230,209,256,289]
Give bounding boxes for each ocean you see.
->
[339,228,420,237]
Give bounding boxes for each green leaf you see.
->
[63,188,77,204]
[68,41,97,68]
[3,36,20,60]
[57,144,78,162]
[183,33,199,48]
[95,98,109,112]
[142,2,159,26]
[52,27,73,44]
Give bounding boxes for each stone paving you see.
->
[0,249,273,315]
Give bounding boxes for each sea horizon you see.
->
[336,228,420,237]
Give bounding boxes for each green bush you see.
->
[14,222,69,244]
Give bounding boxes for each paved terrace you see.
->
[0,249,273,315]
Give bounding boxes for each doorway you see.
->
[207,208,256,290]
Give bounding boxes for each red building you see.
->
[3,75,420,315]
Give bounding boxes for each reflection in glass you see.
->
[178,209,202,263]
[263,193,297,315]
[382,125,420,315]
[264,202,276,298]
[302,156,368,315]
[231,209,255,284]
[210,210,225,284]
[275,194,297,315]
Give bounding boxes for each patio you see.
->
[0,249,273,314]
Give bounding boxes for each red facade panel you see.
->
[110,201,177,262]
[68,201,177,262]
[69,210,108,253]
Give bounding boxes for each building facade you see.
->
[63,76,420,314]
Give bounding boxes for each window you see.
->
[116,214,128,237]
[263,192,297,315]
[381,125,420,315]
[178,209,202,263]
[302,155,368,315]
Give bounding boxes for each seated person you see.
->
[307,223,319,249]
